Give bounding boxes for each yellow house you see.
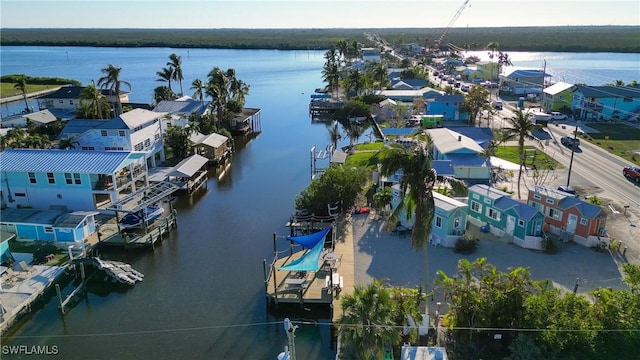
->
[542,82,574,113]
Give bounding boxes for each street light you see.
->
[566,121,580,187]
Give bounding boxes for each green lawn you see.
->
[495,145,561,170]
[345,149,383,170]
[354,142,384,151]
[581,123,640,165]
[0,83,55,98]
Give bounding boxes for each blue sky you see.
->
[1,0,639,28]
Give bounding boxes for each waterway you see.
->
[0,47,638,359]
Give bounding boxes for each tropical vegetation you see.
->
[294,166,367,216]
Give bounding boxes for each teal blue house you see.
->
[0,208,98,245]
[391,185,468,248]
[467,184,545,250]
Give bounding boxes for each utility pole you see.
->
[566,121,580,187]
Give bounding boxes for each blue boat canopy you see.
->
[279,227,330,272]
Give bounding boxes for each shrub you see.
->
[609,238,621,252]
[543,236,557,254]
[454,234,478,254]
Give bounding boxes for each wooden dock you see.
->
[264,215,355,323]
[98,209,178,249]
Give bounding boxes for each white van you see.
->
[492,100,503,110]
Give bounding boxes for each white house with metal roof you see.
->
[0,149,149,211]
[58,108,167,168]
[153,96,211,129]
[541,81,574,113]
[426,128,490,181]
[37,85,129,113]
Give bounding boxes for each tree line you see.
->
[2,26,639,52]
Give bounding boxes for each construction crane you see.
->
[432,0,470,52]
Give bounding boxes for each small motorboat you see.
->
[119,206,164,228]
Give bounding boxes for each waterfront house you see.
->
[58,108,167,168]
[391,79,429,91]
[391,186,467,247]
[0,149,149,211]
[0,207,98,245]
[571,85,640,122]
[527,185,609,247]
[500,69,546,96]
[424,94,468,121]
[189,131,231,164]
[1,108,74,129]
[153,96,211,129]
[468,184,545,250]
[37,85,129,114]
[426,128,490,182]
[361,47,381,63]
[375,87,442,103]
[541,82,574,113]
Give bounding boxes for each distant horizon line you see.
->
[2,25,638,30]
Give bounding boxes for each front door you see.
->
[506,215,515,235]
[567,214,578,234]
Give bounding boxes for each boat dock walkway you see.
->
[0,265,66,333]
[264,215,355,323]
[98,210,178,249]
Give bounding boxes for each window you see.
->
[533,194,541,200]
[81,146,95,151]
[518,219,525,227]
[580,217,588,225]
[47,172,55,184]
[487,208,500,220]
[74,173,81,185]
[101,130,108,137]
[69,100,74,105]
[118,130,126,137]
[548,208,560,220]
[471,201,481,213]
[44,227,53,233]
[65,173,73,184]
[546,198,554,205]
[454,217,460,229]
[14,192,26,197]
[134,142,143,151]
[144,138,151,147]
[435,216,442,228]
[472,193,480,200]
[484,198,492,204]
[58,100,64,104]
[28,172,36,184]
[155,134,160,140]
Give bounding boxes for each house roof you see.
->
[543,82,574,95]
[379,98,397,107]
[23,109,62,124]
[469,184,509,200]
[451,127,494,149]
[432,160,455,176]
[426,128,484,154]
[0,149,131,174]
[0,208,63,225]
[54,211,99,228]
[494,197,541,220]
[433,191,467,212]
[38,85,127,100]
[573,85,640,99]
[432,94,464,102]
[169,154,209,178]
[330,150,348,164]
[503,69,546,78]
[58,119,109,138]
[118,108,167,129]
[444,153,488,167]
[153,99,210,115]
[393,78,429,88]
[190,132,228,148]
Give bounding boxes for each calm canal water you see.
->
[0,47,638,359]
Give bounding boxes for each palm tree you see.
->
[344,69,366,98]
[97,64,131,117]
[501,109,543,199]
[368,62,388,90]
[156,66,174,93]
[79,84,109,119]
[321,61,340,98]
[191,78,205,105]
[25,134,52,149]
[327,121,342,153]
[479,139,500,185]
[58,136,80,150]
[167,53,184,95]
[13,75,29,113]
[207,67,231,123]
[338,279,400,359]
[336,40,349,62]
[486,41,500,80]
[380,136,466,291]
[5,127,28,148]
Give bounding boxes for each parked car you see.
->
[550,112,568,121]
[460,84,470,92]
[492,100,503,110]
[623,166,640,182]
[557,185,578,196]
[561,136,580,147]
